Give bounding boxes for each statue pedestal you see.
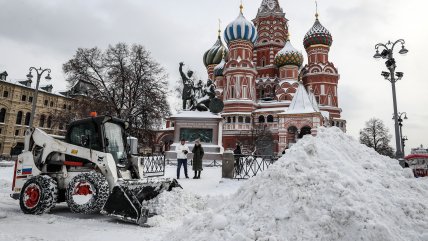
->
[165,111,223,161]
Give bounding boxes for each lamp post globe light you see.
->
[26,67,52,129]
[373,39,408,159]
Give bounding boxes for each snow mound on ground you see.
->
[146,188,207,227]
[167,127,428,241]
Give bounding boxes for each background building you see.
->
[0,73,78,157]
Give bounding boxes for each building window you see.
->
[245,117,251,123]
[0,108,6,123]
[44,100,48,106]
[242,86,247,99]
[259,115,265,123]
[16,111,23,125]
[63,104,67,109]
[21,95,27,101]
[24,112,31,126]
[267,115,274,123]
[230,87,235,98]
[28,96,33,103]
[328,95,332,106]
[47,116,52,128]
[15,129,19,136]
[3,91,8,98]
[232,117,236,123]
[238,116,243,123]
[39,115,46,127]
[321,85,325,95]
[0,128,2,134]
[50,101,54,107]
[227,117,231,123]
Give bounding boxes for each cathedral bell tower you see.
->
[301,12,342,119]
[252,0,288,79]
[222,4,258,113]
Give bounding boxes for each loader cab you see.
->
[65,116,129,163]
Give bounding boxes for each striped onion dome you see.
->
[224,8,257,45]
[213,58,226,77]
[274,39,304,67]
[303,17,333,49]
[203,35,228,67]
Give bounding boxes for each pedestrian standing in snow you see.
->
[192,139,204,179]
[176,138,190,179]
[234,144,242,175]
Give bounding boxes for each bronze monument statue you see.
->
[179,62,224,113]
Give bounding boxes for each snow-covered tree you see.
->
[360,118,394,157]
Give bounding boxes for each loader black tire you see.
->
[19,175,58,215]
[66,172,109,214]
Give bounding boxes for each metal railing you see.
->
[234,155,278,179]
[139,155,166,177]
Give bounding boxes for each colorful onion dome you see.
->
[274,39,304,67]
[213,58,226,77]
[203,34,228,67]
[224,5,257,45]
[303,17,333,49]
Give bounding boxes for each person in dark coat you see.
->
[233,144,242,174]
[192,139,204,179]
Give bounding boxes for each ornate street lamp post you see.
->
[374,39,408,159]
[396,112,408,156]
[26,67,52,128]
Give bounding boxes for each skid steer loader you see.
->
[10,115,180,225]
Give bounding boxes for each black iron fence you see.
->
[139,155,166,177]
[234,155,278,179]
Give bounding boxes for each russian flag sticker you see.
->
[22,166,32,175]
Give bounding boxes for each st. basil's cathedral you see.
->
[162,0,347,156]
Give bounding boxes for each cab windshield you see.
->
[104,122,127,163]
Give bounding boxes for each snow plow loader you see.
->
[11,115,180,225]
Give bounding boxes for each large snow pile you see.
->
[167,127,428,241]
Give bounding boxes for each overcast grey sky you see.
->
[0,0,427,153]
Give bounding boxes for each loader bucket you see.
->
[101,178,181,225]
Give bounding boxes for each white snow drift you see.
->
[167,127,428,241]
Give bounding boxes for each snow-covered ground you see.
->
[0,166,243,241]
[1,127,427,241]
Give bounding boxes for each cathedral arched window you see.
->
[238,116,243,123]
[259,115,265,123]
[245,117,251,123]
[267,115,274,123]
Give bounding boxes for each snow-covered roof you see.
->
[171,110,222,119]
[286,82,318,114]
[308,89,320,112]
[254,107,288,113]
[321,111,330,119]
